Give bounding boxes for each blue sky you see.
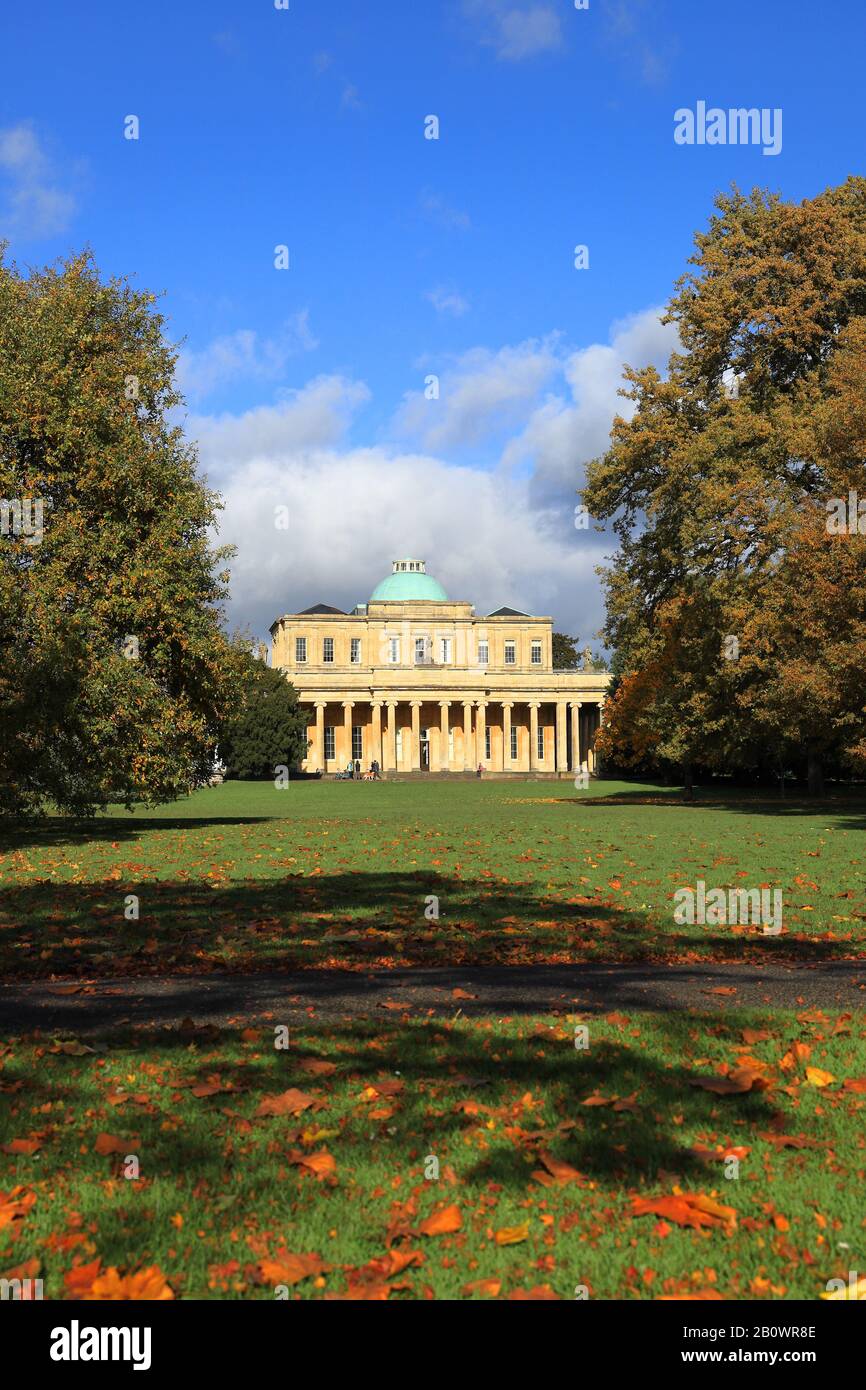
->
[2,0,864,644]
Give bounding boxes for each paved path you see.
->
[2,962,865,1035]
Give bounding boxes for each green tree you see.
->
[220,655,309,780]
[584,179,866,793]
[0,249,244,816]
[552,631,580,668]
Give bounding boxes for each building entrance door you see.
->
[420,730,430,770]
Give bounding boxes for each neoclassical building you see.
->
[270,558,610,777]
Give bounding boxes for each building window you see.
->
[295,637,307,663]
[478,640,488,665]
[415,636,427,663]
[352,726,363,760]
[396,727,403,761]
[323,637,334,664]
[350,638,361,664]
[504,641,516,665]
[388,636,400,664]
[440,637,452,663]
[537,724,545,760]
[531,641,542,665]
[485,727,491,760]
[510,725,518,760]
[324,727,335,760]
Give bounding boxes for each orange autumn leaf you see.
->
[287,1149,336,1178]
[689,1065,769,1096]
[258,1250,324,1286]
[631,1192,737,1233]
[495,1222,530,1246]
[1,1138,41,1155]
[93,1134,131,1155]
[418,1205,462,1237]
[84,1266,175,1300]
[805,1067,835,1088]
[63,1259,103,1297]
[508,1284,559,1300]
[297,1058,337,1077]
[255,1088,319,1118]
[532,1151,583,1187]
[0,1186,36,1232]
[463,1277,502,1297]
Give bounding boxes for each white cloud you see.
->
[176,312,318,401]
[426,286,470,317]
[188,374,370,473]
[391,309,678,500]
[393,338,560,450]
[464,1,563,61]
[186,306,678,649]
[0,122,76,239]
[502,307,680,501]
[214,444,607,645]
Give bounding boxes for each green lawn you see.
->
[0,779,864,978]
[2,1008,864,1300]
[2,778,865,1301]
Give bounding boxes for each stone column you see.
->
[410,700,422,771]
[439,700,451,771]
[371,700,383,768]
[313,701,326,772]
[528,700,540,772]
[462,700,474,771]
[588,702,598,773]
[556,700,567,772]
[502,701,513,772]
[385,700,397,772]
[476,701,487,768]
[342,700,354,769]
[570,701,582,774]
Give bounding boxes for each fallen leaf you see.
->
[418,1205,462,1237]
[495,1222,530,1246]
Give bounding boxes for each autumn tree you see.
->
[219,654,309,780]
[584,178,866,793]
[0,249,245,815]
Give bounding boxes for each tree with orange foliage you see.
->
[585,179,866,793]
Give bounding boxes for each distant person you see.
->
[476,763,484,778]
[354,758,361,779]
[371,759,380,780]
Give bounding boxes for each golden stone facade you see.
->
[270,559,610,776]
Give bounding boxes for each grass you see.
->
[2,778,865,1301]
[0,779,864,978]
[2,1007,864,1300]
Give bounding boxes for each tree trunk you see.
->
[806,750,824,797]
[682,762,694,801]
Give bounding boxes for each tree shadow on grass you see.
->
[0,816,278,856]
[575,784,866,828]
[0,870,859,985]
[0,1011,795,1215]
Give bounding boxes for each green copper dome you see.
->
[369,558,449,602]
